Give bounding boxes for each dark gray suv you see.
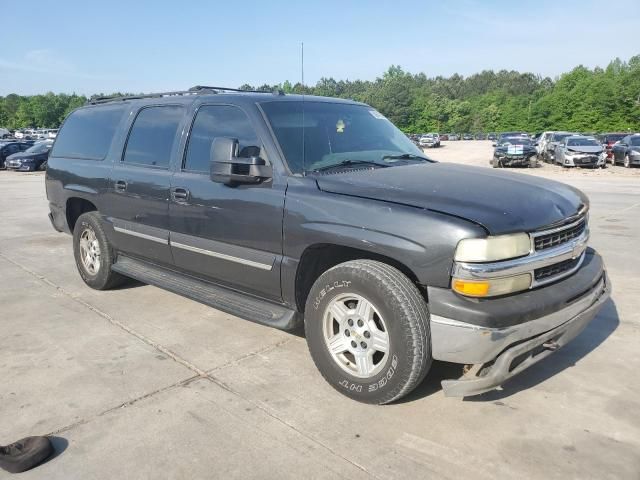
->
[45,87,609,403]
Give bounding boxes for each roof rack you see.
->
[87,85,284,105]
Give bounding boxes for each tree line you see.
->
[1,55,638,133]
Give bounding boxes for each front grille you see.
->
[534,257,580,281]
[534,219,586,251]
[575,156,598,165]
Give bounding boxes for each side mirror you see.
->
[210,137,272,185]
[492,143,497,147]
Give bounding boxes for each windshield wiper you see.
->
[381,153,431,162]
[312,159,389,173]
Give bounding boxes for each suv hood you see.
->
[315,163,587,235]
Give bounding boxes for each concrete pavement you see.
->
[1,143,639,479]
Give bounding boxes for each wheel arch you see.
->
[294,243,423,313]
[66,197,98,232]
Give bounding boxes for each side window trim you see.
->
[181,103,264,174]
[121,104,184,169]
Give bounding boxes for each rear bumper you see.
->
[48,202,67,233]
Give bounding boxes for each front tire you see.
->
[304,260,431,404]
[73,212,126,290]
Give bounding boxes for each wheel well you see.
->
[295,244,422,312]
[66,197,97,232]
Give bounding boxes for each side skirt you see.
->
[112,255,302,331]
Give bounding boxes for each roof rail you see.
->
[189,85,285,96]
[86,85,284,105]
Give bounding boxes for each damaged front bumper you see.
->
[429,251,610,397]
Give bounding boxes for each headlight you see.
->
[454,233,531,262]
[452,273,532,297]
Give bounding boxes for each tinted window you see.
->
[123,106,184,168]
[184,105,261,173]
[26,141,53,154]
[630,137,640,146]
[51,105,125,160]
[567,137,599,146]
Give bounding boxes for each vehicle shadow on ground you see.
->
[397,298,619,403]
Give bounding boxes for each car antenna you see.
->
[301,41,306,176]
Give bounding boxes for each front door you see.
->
[107,104,185,266]
[169,104,285,301]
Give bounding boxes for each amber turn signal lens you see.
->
[452,279,490,297]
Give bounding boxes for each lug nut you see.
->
[345,330,350,337]
[357,319,364,327]
[364,331,370,339]
[351,341,357,348]
[347,319,354,327]
[360,342,367,349]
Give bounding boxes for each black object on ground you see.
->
[0,436,53,473]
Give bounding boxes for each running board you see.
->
[112,255,301,331]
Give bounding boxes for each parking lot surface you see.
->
[1,141,639,479]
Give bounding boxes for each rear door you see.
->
[107,104,185,266]
[168,103,285,301]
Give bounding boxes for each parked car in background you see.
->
[611,134,640,168]
[448,133,459,141]
[487,133,497,141]
[439,133,449,141]
[47,129,59,139]
[542,131,575,163]
[419,133,440,148]
[598,133,627,164]
[0,128,10,139]
[554,136,604,168]
[0,141,34,168]
[462,133,474,140]
[5,139,53,171]
[491,136,537,168]
[474,133,486,140]
[497,132,528,144]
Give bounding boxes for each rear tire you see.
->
[73,212,126,290]
[304,260,431,404]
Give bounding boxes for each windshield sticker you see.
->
[507,144,524,155]
[369,110,385,119]
[336,119,345,133]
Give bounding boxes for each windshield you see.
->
[25,141,52,154]
[605,134,626,142]
[552,133,573,141]
[499,137,532,146]
[567,137,599,147]
[260,101,425,174]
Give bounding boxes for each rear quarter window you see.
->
[51,104,125,160]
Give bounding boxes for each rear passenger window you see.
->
[51,105,125,160]
[123,105,184,168]
[184,105,260,173]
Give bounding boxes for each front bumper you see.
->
[429,250,609,396]
[495,155,535,166]
[6,161,35,171]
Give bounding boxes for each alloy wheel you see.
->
[322,293,389,378]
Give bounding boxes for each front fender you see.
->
[281,177,485,307]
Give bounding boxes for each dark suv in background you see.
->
[46,87,609,404]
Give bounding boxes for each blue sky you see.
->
[1,0,638,95]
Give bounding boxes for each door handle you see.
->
[115,180,127,192]
[171,187,190,202]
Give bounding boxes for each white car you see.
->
[419,134,440,148]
